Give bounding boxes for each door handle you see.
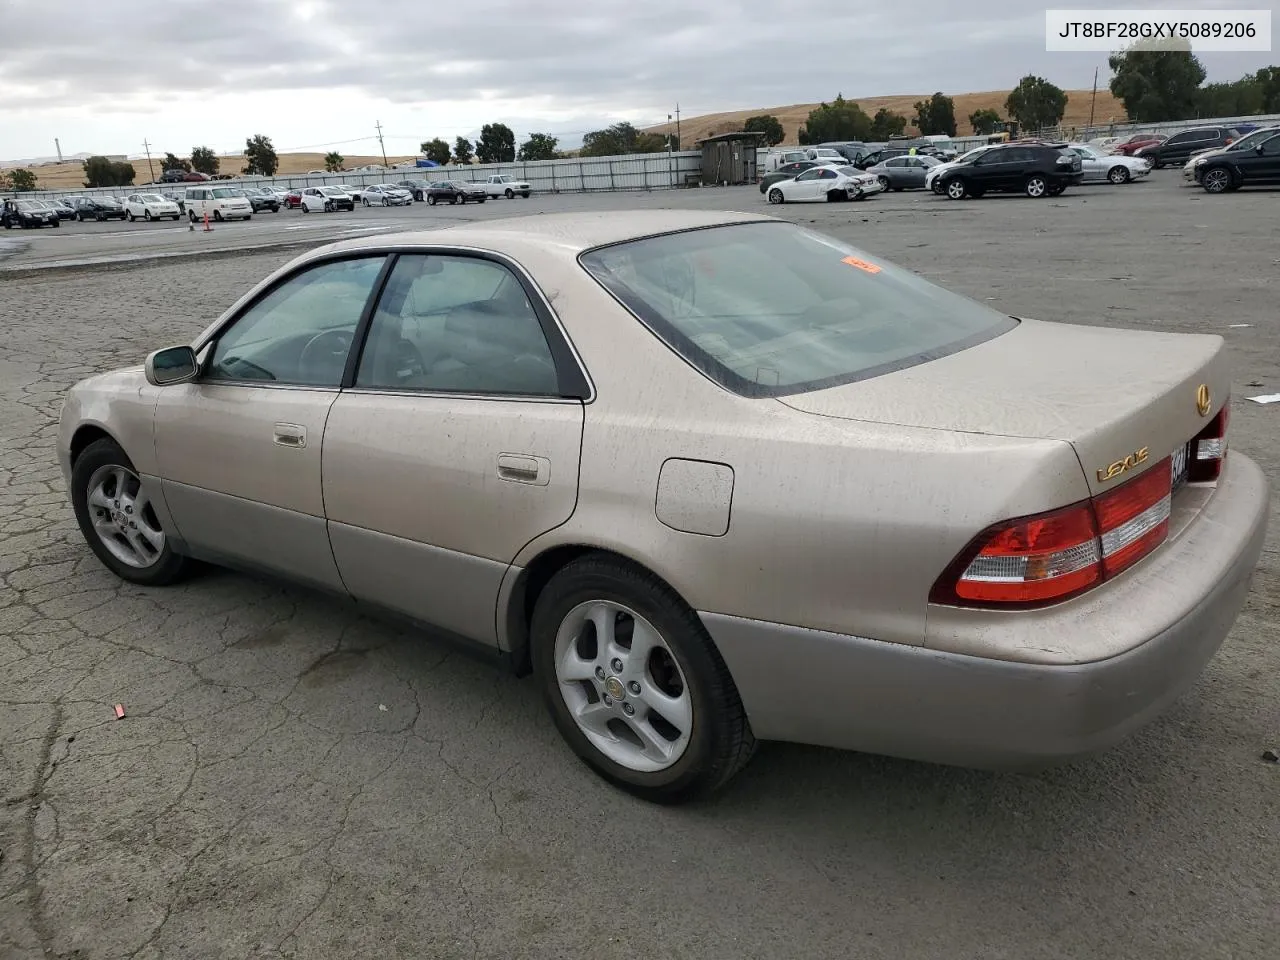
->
[273,422,307,448]
[497,453,549,486]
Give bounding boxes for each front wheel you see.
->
[1024,174,1048,198]
[213,210,223,221]
[145,210,154,221]
[383,197,391,207]
[1152,158,1164,170]
[126,211,135,222]
[767,187,784,204]
[71,439,190,587]
[428,195,437,205]
[944,177,967,200]
[531,556,756,804]
[1107,166,1130,184]
[1201,167,1232,193]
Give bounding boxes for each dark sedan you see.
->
[1,199,61,229]
[47,199,77,220]
[243,188,281,213]
[396,179,433,201]
[70,196,127,221]
[425,180,487,204]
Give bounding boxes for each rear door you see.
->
[322,252,589,646]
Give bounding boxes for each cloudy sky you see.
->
[1,0,1273,161]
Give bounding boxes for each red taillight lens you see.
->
[1189,403,1229,483]
[934,456,1175,608]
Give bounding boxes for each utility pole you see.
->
[54,138,63,162]
[142,138,156,183]
[375,120,388,168]
[1087,66,1099,133]
[675,103,681,150]
[667,114,675,186]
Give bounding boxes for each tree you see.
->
[517,133,559,161]
[1109,39,1205,122]
[242,134,278,176]
[969,108,1003,135]
[324,151,345,172]
[190,146,219,175]
[8,168,37,191]
[580,122,668,156]
[1195,77,1261,117]
[161,152,190,172]
[742,114,785,146]
[912,92,957,136]
[1258,66,1280,112]
[453,137,474,164]
[869,108,907,140]
[420,138,451,165]
[476,123,516,164]
[1004,76,1067,133]
[82,156,135,188]
[797,94,872,144]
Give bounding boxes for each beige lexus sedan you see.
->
[58,211,1269,802]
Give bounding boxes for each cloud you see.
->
[0,0,1272,158]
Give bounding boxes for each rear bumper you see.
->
[702,453,1268,769]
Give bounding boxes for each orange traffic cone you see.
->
[203,209,212,232]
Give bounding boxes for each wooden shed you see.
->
[698,132,765,185]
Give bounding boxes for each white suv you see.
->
[184,186,253,222]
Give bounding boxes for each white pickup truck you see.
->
[476,174,531,199]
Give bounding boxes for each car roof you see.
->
[319,210,778,258]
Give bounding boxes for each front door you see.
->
[153,255,389,591]
[322,253,588,646]
[1236,132,1280,185]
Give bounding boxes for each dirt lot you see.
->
[1,173,1277,960]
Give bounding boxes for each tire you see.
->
[51,219,59,228]
[877,175,890,191]
[1201,167,1232,194]
[126,211,135,222]
[1107,165,1130,184]
[452,196,460,205]
[213,210,223,221]
[1152,158,1164,170]
[505,188,514,199]
[145,210,154,221]
[363,198,370,207]
[428,196,437,205]
[70,439,190,587]
[944,177,967,200]
[478,197,486,203]
[530,555,756,803]
[522,191,530,198]
[1024,174,1048,198]
[188,210,197,222]
[383,198,391,207]
[767,187,784,204]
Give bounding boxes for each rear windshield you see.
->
[579,221,1017,398]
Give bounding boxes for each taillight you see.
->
[932,456,1174,608]
[1189,403,1229,483]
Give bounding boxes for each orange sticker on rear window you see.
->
[842,255,881,274]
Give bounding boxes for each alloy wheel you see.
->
[1203,168,1231,193]
[553,600,693,773]
[85,465,165,569]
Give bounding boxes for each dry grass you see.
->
[645,90,1128,144]
[22,153,419,190]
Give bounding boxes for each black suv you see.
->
[937,143,1083,199]
[1195,126,1280,193]
[1136,127,1245,168]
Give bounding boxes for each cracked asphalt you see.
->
[2,177,1278,960]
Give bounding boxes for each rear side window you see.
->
[580,222,1017,398]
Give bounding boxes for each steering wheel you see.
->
[298,329,353,383]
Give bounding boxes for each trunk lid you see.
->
[778,318,1229,496]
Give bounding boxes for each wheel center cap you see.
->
[604,676,625,701]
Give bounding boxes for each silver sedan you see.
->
[58,211,1268,802]
[864,154,941,191]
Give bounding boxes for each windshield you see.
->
[580,222,1017,398]
[139,194,165,202]
[211,188,241,199]
[16,201,40,210]
[320,187,344,196]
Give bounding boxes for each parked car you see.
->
[396,179,434,201]
[816,141,870,163]
[1,198,61,228]
[1112,133,1167,156]
[361,184,413,207]
[283,189,304,209]
[1136,128,1244,168]
[70,196,127,221]
[47,198,77,220]
[184,185,252,222]
[300,186,356,212]
[852,147,910,170]
[479,174,532,199]
[865,154,941,191]
[159,192,186,214]
[1086,136,1124,153]
[925,145,997,193]
[158,168,191,184]
[1194,127,1280,193]
[937,143,1083,199]
[242,188,282,213]
[804,147,845,162]
[426,180,487,204]
[124,193,182,221]
[183,171,212,182]
[1063,145,1152,184]
[765,164,884,203]
[758,159,842,193]
[56,210,1267,803]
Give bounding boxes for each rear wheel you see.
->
[505,188,515,199]
[1024,174,1048,198]
[521,191,530,198]
[767,187,784,204]
[428,195,437,205]
[531,556,756,804]
[877,175,890,191]
[71,439,190,587]
[1152,158,1164,170]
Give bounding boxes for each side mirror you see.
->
[145,345,199,386]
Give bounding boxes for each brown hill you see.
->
[647,90,1128,144]
[19,153,419,190]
